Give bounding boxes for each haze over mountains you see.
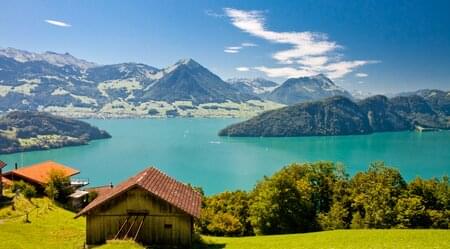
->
[0,47,448,119]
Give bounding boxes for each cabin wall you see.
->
[86,187,193,247]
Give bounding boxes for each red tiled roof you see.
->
[0,160,7,169]
[76,167,202,218]
[84,185,113,197]
[3,160,79,185]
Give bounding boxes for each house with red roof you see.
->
[75,167,202,247]
[2,160,81,191]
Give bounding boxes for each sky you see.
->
[0,0,449,94]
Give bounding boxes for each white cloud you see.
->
[224,43,258,54]
[45,19,71,27]
[324,61,376,79]
[355,73,368,78]
[236,67,250,72]
[226,46,242,50]
[223,8,378,79]
[296,56,328,67]
[254,66,315,78]
[224,49,240,53]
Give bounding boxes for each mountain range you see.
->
[0,47,277,118]
[219,94,450,137]
[1,47,448,119]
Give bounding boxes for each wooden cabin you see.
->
[2,160,80,192]
[75,167,202,248]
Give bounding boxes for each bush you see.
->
[11,181,36,199]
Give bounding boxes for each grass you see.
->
[0,196,85,249]
[202,229,450,249]
[95,240,144,249]
[0,195,449,249]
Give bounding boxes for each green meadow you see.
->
[0,197,449,249]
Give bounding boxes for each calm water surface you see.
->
[1,118,449,194]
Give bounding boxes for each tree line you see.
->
[196,161,449,236]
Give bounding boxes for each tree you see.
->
[395,195,429,228]
[45,169,72,203]
[249,162,340,234]
[198,190,252,236]
[350,162,407,228]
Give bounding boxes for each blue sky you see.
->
[0,0,449,94]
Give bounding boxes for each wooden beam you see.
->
[133,216,146,241]
[114,216,130,240]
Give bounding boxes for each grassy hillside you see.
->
[0,196,449,249]
[0,196,85,249]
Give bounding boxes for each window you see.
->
[164,224,173,229]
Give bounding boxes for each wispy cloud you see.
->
[223,8,378,79]
[355,73,368,78]
[45,19,71,27]
[224,49,240,53]
[205,10,225,18]
[236,67,250,72]
[223,42,257,54]
[241,42,257,47]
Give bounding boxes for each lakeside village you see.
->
[0,160,201,248]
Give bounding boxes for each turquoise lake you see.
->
[0,118,449,194]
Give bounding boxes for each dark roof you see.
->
[0,160,6,169]
[84,185,113,197]
[76,167,202,218]
[3,160,79,185]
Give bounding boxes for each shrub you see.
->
[11,181,36,200]
[198,190,252,236]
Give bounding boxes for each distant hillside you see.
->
[266,74,352,105]
[397,89,450,115]
[219,95,450,137]
[0,111,111,154]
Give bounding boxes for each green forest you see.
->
[196,161,449,236]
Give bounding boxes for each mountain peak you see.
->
[0,47,96,69]
[267,74,352,105]
[175,58,200,67]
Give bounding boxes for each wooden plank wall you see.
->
[86,187,192,246]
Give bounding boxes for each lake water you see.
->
[0,118,449,194]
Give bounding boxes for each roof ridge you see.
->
[76,166,202,218]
